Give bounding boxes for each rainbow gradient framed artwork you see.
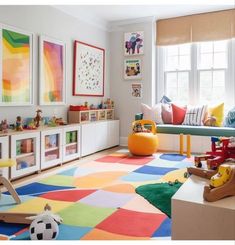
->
[39,36,66,105]
[0,24,33,106]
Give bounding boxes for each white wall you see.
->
[0,5,110,124]
[110,19,156,143]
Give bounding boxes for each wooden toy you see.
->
[34,109,42,128]
[16,116,23,131]
[204,164,235,202]
[194,136,235,170]
[188,164,235,202]
[210,164,232,188]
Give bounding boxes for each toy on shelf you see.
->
[28,204,62,240]
[34,109,42,128]
[188,164,235,202]
[104,98,114,109]
[194,136,235,170]
[1,119,8,133]
[16,116,23,131]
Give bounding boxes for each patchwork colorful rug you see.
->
[0,150,194,240]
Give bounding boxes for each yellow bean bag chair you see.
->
[128,120,158,156]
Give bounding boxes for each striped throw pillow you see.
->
[182,105,208,126]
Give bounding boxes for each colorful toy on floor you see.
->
[188,164,235,202]
[27,204,62,240]
[128,119,158,156]
[194,136,235,170]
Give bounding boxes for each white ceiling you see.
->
[54,5,234,31]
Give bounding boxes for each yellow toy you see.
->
[210,164,232,188]
[128,120,158,156]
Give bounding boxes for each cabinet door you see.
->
[10,132,40,179]
[107,120,120,148]
[96,121,108,151]
[63,125,80,162]
[41,129,63,169]
[0,136,9,179]
[81,123,96,156]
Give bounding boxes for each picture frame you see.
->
[124,31,144,56]
[131,83,143,99]
[0,24,33,106]
[39,35,66,105]
[124,59,142,80]
[73,40,105,97]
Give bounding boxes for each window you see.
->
[160,40,231,107]
[197,40,227,105]
[164,44,190,104]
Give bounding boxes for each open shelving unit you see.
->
[41,128,63,170]
[10,132,40,179]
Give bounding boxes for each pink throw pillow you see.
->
[161,103,173,124]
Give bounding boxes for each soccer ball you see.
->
[29,215,59,240]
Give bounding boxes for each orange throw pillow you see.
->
[172,103,187,125]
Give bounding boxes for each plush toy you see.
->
[204,116,216,127]
[16,116,23,131]
[27,204,62,240]
[34,109,42,128]
[1,119,8,133]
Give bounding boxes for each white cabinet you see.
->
[62,125,81,163]
[41,128,63,170]
[81,120,119,157]
[0,136,9,179]
[10,132,40,179]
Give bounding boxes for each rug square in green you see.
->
[57,202,116,227]
[38,175,76,187]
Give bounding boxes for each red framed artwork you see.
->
[73,41,105,97]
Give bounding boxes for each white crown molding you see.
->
[109,16,156,32]
[53,6,110,32]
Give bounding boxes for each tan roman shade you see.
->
[157,15,192,45]
[157,8,235,46]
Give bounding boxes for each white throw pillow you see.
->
[182,105,208,126]
[141,103,163,124]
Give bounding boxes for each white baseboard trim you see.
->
[120,137,128,146]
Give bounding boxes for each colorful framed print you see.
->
[73,40,105,97]
[131,83,143,99]
[39,36,66,105]
[124,59,142,80]
[124,31,144,56]
[0,24,33,106]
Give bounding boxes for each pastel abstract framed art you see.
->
[73,40,105,97]
[0,24,33,106]
[39,36,66,105]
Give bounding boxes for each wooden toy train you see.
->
[194,136,235,170]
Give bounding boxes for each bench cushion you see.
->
[157,124,235,137]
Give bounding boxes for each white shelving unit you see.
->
[0,136,9,179]
[41,128,63,170]
[62,125,81,162]
[81,120,119,157]
[10,132,40,179]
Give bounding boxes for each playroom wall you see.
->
[110,18,156,144]
[0,5,110,124]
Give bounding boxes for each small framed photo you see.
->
[124,31,144,56]
[124,59,142,80]
[131,83,142,99]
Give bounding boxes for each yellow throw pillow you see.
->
[208,103,224,127]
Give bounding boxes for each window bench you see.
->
[157,124,235,137]
[135,114,235,153]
